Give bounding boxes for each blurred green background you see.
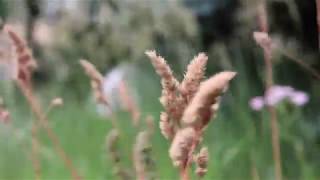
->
[0,0,320,179]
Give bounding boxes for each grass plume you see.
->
[4,25,82,180]
[147,50,236,179]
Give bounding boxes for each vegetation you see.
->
[0,0,320,179]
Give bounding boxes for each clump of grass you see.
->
[146,50,236,179]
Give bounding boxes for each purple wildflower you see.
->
[249,96,265,111]
[265,86,294,106]
[249,85,309,110]
[289,91,309,106]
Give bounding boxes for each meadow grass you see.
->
[1,79,318,180]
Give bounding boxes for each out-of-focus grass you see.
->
[0,84,318,179]
[0,57,319,179]
[0,82,180,179]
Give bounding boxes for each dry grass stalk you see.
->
[145,51,180,121]
[80,59,108,105]
[147,50,236,180]
[4,25,37,87]
[4,25,82,180]
[253,31,320,80]
[119,80,141,126]
[80,59,121,132]
[31,122,41,180]
[279,50,320,80]
[133,131,156,180]
[256,3,282,180]
[1,93,40,180]
[106,129,131,180]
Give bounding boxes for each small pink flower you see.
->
[249,96,265,111]
[265,85,294,106]
[249,85,310,110]
[289,91,309,106]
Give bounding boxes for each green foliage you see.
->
[0,0,7,19]
[43,0,199,98]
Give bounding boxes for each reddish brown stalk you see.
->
[257,2,282,180]
[16,81,82,180]
[179,166,189,180]
[31,123,41,180]
[316,0,320,49]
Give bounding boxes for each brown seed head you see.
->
[145,50,180,120]
[180,53,208,102]
[182,71,236,129]
[80,60,108,105]
[4,25,37,85]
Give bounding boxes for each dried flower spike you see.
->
[6,26,82,180]
[180,53,208,102]
[4,25,37,86]
[80,60,108,105]
[182,71,236,129]
[145,50,180,120]
[106,129,132,180]
[133,130,157,180]
[148,50,236,180]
